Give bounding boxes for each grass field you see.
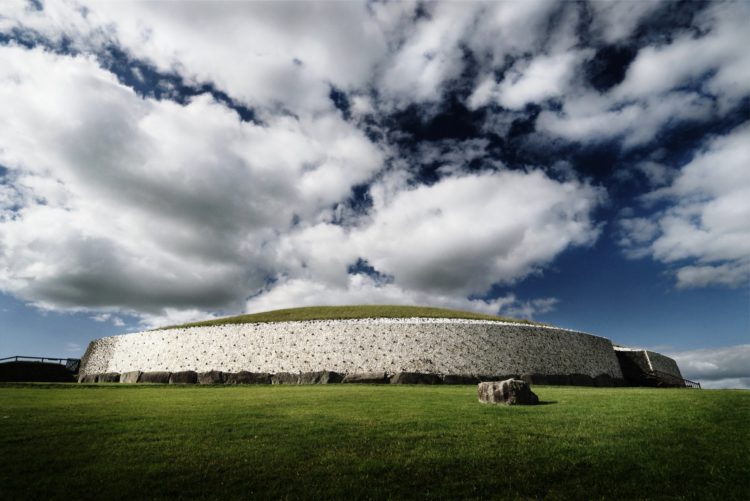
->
[161,304,542,330]
[1,384,748,500]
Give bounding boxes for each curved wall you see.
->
[80,318,624,380]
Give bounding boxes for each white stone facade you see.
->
[80,318,625,379]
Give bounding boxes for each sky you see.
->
[0,0,748,388]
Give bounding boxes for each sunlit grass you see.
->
[0,384,747,499]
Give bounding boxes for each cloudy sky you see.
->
[0,0,748,388]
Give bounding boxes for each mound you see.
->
[159,305,543,330]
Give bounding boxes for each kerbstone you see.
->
[390,372,442,384]
[198,371,224,384]
[120,371,141,383]
[342,372,388,384]
[225,371,271,384]
[442,374,480,385]
[96,372,120,383]
[169,371,198,384]
[271,372,299,384]
[140,371,171,384]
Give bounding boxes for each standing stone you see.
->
[478,379,539,405]
[120,371,142,383]
[197,371,224,384]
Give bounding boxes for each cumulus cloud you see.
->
[0,44,382,316]
[536,1,748,148]
[614,2,750,106]
[670,345,750,389]
[618,124,750,288]
[354,170,603,295]
[470,52,584,110]
[245,274,557,321]
[0,0,746,332]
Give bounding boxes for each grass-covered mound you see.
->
[161,304,543,330]
[1,384,747,499]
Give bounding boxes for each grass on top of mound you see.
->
[158,305,543,330]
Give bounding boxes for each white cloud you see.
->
[469,52,583,110]
[1,0,743,333]
[245,274,555,321]
[537,91,715,148]
[354,170,604,295]
[378,2,477,106]
[589,0,662,44]
[614,2,750,108]
[618,124,750,288]
[1,0,391,116]
[670,345,750,389]
[0,45,383,316]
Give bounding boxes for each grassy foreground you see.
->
[0,385,748,500]
[161,304,541,330]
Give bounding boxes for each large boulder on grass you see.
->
[169,371,198,384]
[140,371,171,384]
[390,372,442,384]
[478,379,539,406]
[197,371,224,384]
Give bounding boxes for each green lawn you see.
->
[160,304,542,330]
[0,385,747,500]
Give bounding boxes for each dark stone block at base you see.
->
[170,371,198,384]
[78,374,97,383]
[140,371,172,384]
[197,371,224,384]
[96,372,120,383]
[298,371,343,384]
[271,372,300,384]
[120,371,141,383]
[225,371,271,384]
[390,372,442,384]
[442,374,480,385]
[342,372,388,384]
[478,374,517,383]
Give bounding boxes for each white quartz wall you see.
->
[80,318,624,379]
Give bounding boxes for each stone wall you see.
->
[646,350,682,378]
[80,318,624,381]
[614,347,683,386]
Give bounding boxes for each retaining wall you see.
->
[80,319,624,382]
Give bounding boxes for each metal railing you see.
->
[648,369,701,389]
[0,356,80,372]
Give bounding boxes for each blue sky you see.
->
[0,0,748,387]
